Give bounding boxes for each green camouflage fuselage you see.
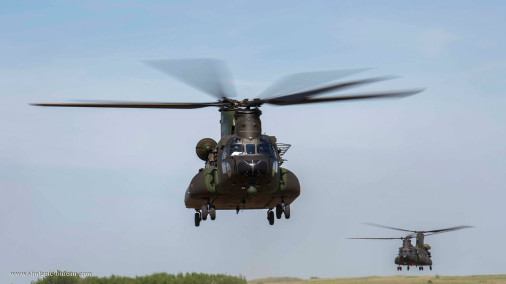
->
[394,234,433,267]
[184,108,300,210]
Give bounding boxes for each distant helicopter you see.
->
[349,223,472,271]
[32,59,422,227]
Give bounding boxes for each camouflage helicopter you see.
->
[349,223,472,271]
[32,59,422,227]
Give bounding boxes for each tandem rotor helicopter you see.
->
[33,59,422,227]
[349,223,472,271]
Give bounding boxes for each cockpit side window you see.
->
[259,136,270,144]
[230,144,244,156]
[246,144,256,154]
[271,145,278,159]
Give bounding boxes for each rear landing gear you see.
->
[267,210,275,225]
[430,266,432,271]
[419,266,424,271]
[209,206,216,220]
[194,212,201,227]
[407,266,410,271]
[397,266,402,271]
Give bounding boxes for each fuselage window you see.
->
[230,144,244,156]
[258,144,272,156]
[222,147,228,160]
[246,144,256,154]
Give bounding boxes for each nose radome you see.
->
[237,160,268,175]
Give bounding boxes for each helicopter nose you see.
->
[237,159,268,176]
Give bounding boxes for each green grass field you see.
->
[248,275,506,284]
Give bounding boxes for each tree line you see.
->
[31,272,247,284]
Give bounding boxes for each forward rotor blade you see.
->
[31,101,226,109]
[259,69,368,99]
[265,76,396,103]
[363,223,416,233]
[144,58,237,99]
[265,89,422,106]
[423,225,473,235]
[348,237,403,240]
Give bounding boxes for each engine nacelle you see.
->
[424,244,431,250]
[196,138,217,161]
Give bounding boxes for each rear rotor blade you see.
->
[259,69,368,99]
[423,225,473,235]
[31,101,226,109]
[144,58,237,99]
[265,89,422,106]
[265,76,396,103]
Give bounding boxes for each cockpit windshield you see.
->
[230,144,244,156]
[246,144,255,154]
[258,144,272,156]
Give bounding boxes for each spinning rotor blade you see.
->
[144,58,237,99]
[363,223,416,233]
[259,69,368,99]
[31,101,226,109]
[264,89,422,106]
[363,223,472,236]
[348,237,403,240]
[264,76,396,103]
[423,226,473,236]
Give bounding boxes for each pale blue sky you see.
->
[1,1,505,283]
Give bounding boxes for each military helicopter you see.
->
[32,59,422,227]
[349,223,472,271]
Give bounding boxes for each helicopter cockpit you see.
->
[226,136,277,158]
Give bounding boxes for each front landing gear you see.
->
[274,202,291,220]
[284,203,290,219]
[194,204,216,227]
[276,204,283,219]
[397,266,402,271]
[209,206,216,220]
[201,205,208,221]
[430,266,432,271]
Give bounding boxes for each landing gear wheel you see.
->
[267,210,275,225]
[275,204,283,219]
[407,266,410,271]
[201,205,208,221]
[421,267,424,271]
[430,266,432,271]
[194,212,201,227]
[284,203,291,219]
[398,266,402,271]
[209,206,216,220]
